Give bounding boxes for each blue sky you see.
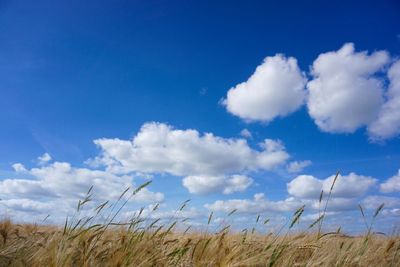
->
[1,0,400,233]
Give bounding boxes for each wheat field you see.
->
[0,178,399,266]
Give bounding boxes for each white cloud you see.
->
[368,60,400,140]
[308,197,358,212]
[380,169,400,193]
[302,211,338,222]
[287,172,377,199]
[182,175,253,195]
[323,173,377,198]
[220,43,400,141]
[132,188,165,203]
[27,162,135,200]
[205,192,363,215]
[0,122,298,220]
[0,161,164,221]
[205,193,302,214]
[287,160,312,173]
[0,179,54,199]
[381,208,400,217]
[362,195,400,210]
[240,128,252,138]
[12,163,27,173]
[287,175,322,198]
[124,205,202,221]
[93,122,289,189]
[38,153,52,165]
[307,43,389,133]
[222,54,307,122]
[0,199,55,213]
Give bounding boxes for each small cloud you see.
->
[12,163,27,173]
[287,160,312,173]
[38,153,52,165]
[380,169,400,193]
[182,175,253,195]
[240,128,252,138]
[199,87,207,96]
[287,172,376,199]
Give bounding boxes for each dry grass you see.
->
[0,219,399,266]
[0,177,399,266]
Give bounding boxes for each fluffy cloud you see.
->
[368,60,400,140]
[182,175,253,195]
[240,128,252,138]
[205,193,302,214]
[286,160,312,173]
[287,175,322,198]
[301,211,338,222]
[287,172,377,199]
[0,161,164,222]
[24,162,141,200]
[124,205,202,221]
[92,122,290,194]
[380,169,400,193]
[307,43,389,133]
[381,208,400,217]
[0,198,55,213]
[222,54,307,122]
[205,194,357,214]
[0,122,298,220]
[206,172,380,217]
[362,195,400,210]
[38,153,52,165]
[0,179,54,199]
[220,43,400,141]
[12,163,27,172]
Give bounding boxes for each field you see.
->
[0,218,399,266]
[0,178,398,267]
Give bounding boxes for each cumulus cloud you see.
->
[1,122,298,220]
[12,163,27,173]
[307,43,389,133]
[205,193,302,214]
[287,172,377,199]
[362,195,400,210]
[220,43,400,141]
[182,175,253,195]
[222,54,307,122]
[301,211,338,222]
[240,128,252,138]
[286,160,312,173]
[206,172,379,217]
[0,179,54,199]
[287,175,322,199]
[25,162,138,200]
[38,153,52,165]
[0,121,300,223]
[205,194,357,214]
[92,122,289,194]
[368,60,400,140]
[0,199,55,213]
[381,208,400,217]
[380,169,400,193]
[0,161,164,222]
[124,205,202,221]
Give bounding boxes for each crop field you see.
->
[0,180,399,267]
